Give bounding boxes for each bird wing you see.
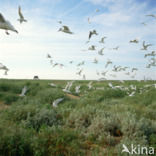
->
[18,6,24,19]
[0,13,6,22]
[89,31,92,39]
[63,25,70,31]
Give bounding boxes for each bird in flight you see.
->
[0,63,9,75]
[112,46,119,50]
[141,41,152,50]
[89,30,98,40]
[58,25,73,34]
[146,14,156,18]
[99,37,107,43]
[129,39,139,43]
[18,6,27,24]
[0,13,18,35]
[88,45,96,51]
[52,98,64,107]
[98,47,105,55]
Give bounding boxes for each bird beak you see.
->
[15,30,18,33]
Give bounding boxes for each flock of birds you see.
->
[0,5,155,108]
[18,79,156,107]
[0,6,155,81]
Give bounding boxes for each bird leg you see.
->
[5,30,9,35]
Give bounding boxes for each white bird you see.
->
[0,13,18,35]
[105,59,112,68]
[76,69,83,76]
[112,46,119,50]
[88,45,96,51]
[58,20,62,24]
[19,86,27,97]
[89,30,98,40]
[75,85,81,93]
[87,17,91,24]
[98,48,105,55]
[141,22,147,26]
[58,25,73,34]
[49,83,57,87]
[83,74,86,80]
[101,71,108,76]
[108,82,114,88]
[129,91,135,97]
[87,81,93,90]
[47,54,52,58]
[96,70,100,76]
[17,6,27,24]
[141,41,152,50]
[93,58,98,64]
[63,81,74,93]
[99,37,107,43]
[0,63,9,75]
[129,39,139,43]
[146,14,156,18]
[95,9,100,12]
[131,68,138,72]
[52,98,64,107]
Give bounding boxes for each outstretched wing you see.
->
[18,6,24,19]
[63,25,70,31]
[0,13,6,22]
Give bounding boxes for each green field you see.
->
[0,79,156,156]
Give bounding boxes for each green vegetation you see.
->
[0,79,156,156]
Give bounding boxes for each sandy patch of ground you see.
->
[66,93,80,100]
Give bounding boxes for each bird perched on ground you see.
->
[129,39,139,43]
[52,98,64,107]
[19,86,28,97]
[88,45,96,50]
[89,30,98,40]
[0,13,18,34]
[58,25,73,34]
[99,37,107,43]
[141,41,152,50]
[17,6,27,24]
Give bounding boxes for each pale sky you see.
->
[0,0,156,80]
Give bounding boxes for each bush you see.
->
[32,127,84,156]
[23,108,62,131]
[0,125,34,156]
